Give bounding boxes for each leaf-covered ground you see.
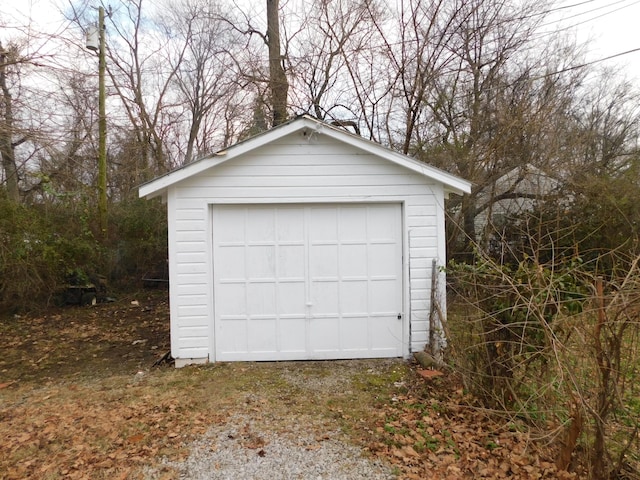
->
[0,290,576,479]
[363,381,578,479]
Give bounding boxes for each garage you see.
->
[139,115,471,367]
[212,204,403,361]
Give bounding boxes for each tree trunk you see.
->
[0,44,20,202]
[266,0,288,126]
[461,194,477,259]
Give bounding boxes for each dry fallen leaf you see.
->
[127,434,144,443]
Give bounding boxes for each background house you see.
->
[474,164,560,256]
[140,115,471,367]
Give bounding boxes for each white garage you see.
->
[139,116,470,367]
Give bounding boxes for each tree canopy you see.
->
[1,0,639,293]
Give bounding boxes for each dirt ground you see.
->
[0,289,171,384]
[0,290,575,479]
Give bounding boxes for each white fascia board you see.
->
[314,122,472,195]
[138,157,221,198]
[139,120,308,199]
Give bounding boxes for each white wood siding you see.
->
[167,132,446,362]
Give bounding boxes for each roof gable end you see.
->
[139,115,471,199]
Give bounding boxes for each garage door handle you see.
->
[306,302,313,307]
[397,313,402,320]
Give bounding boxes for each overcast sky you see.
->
[3,0,640,80]
[551,0,640,80]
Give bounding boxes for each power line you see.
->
[546,0,599,13]
[517,0,597,23]
[542,46,640,77]
[544,0,637,24]
[535,0,640,39]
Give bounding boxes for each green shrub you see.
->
[446,251,640,478]
[107,197,167,282]
[0,195,167,311]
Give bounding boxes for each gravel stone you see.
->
[157,414,395,480]
[144,359,403,479]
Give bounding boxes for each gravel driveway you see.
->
[144,360,401,479]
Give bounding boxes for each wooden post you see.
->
[593,275,608,479]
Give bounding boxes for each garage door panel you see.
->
[278,244,305,277]
[368,204,399,238]
[247,245,275,278]
[279,317,306,352]
[310,244,338,276]
[217,283,246,315]
[371,316,401,350]
[247,282,277,316]
[247,318,277,352]
[340,244,367,277]
[278,282,306,315]
[339,208,367,241]
[340,316,369,350]
[276,208,305,242]
[340,280,368,314]
[370,279,399,313]
[247,208,275,241]
[309,208,337,241]
[309,317,340,352]
[369,243,398,277]
[312,281,339,314]
[215,209,245,242]
[219,319,248,353]
[216,245,245,279]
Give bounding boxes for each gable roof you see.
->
[139,115,472,199]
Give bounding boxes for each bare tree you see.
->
[214,2,284,133]
[0,41,20,202]
[288,0,378,125]
[267,0,288,126]
[0,36,57,204]
[403,0,580,253]
[162,0,244,163]
[24,70,103,205]
[99,0,188,175]
[14,0,640,246]
[568,72,640,179]
[372,0,462,153]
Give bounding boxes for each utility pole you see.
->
[87,6,107,236]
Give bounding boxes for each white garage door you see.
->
[212,204,403,361]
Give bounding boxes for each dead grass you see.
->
[0,290,571,479]
[0,293,406,479]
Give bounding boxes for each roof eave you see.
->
[139,115,472,198]
[139,118,311,199]
[310,120,472,195]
